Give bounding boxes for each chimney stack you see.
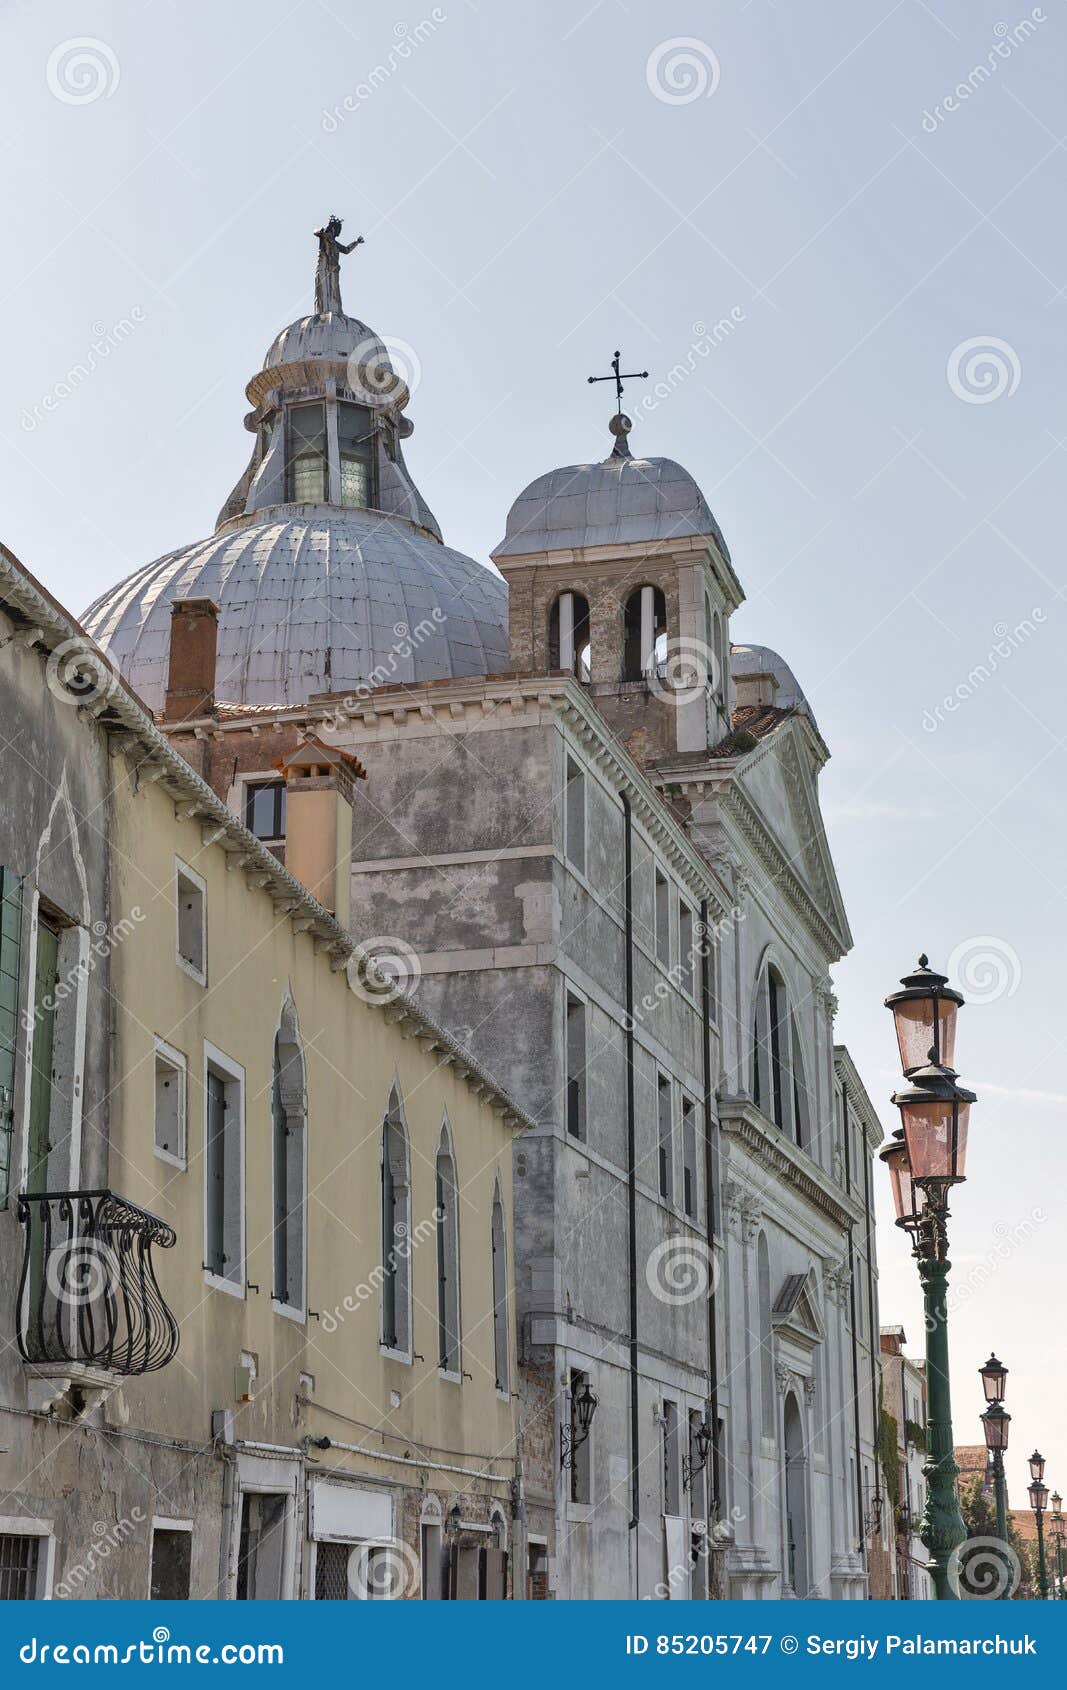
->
[273,736,365,925]
[164,598,219,722]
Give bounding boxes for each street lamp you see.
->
[882,956,976,1602]
[560,1375,599,1470]
[979,1354,1008,1405]
[1050,1495,1065,1601]
[1028,1455,1049,1600]
[979,1362,1011,1597]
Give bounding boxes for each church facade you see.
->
[78,232,887,1600]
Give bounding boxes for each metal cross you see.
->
[587,350,648,411]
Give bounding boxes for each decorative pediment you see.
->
[771,1267,825,1352]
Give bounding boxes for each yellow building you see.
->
[0,544,527,1600]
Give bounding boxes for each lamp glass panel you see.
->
[981,1360,1007,1403]
[900,1097,969,1181]
[892,996,958,1074]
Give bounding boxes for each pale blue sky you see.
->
[2,0,1064,1506]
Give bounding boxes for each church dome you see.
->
[493,416,730,562]
[81,219,508,714]
[82,505,508,713]
[263,309,386,372]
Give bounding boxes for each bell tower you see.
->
[491,393,744,771]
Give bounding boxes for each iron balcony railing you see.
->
[16,1189,179,1375]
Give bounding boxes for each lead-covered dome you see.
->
[493,417,730,562]
[82,219,508,714]
[82,505,508,712]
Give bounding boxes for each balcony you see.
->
[16,1190,180,1380]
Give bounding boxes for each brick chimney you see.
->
[163,598,219,722]
[273,736,365,924]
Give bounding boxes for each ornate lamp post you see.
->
[1028,1452,1049,1599]
[1049,1494,1065,1600]
[882,957,973,1601]
[979,1356,1011,1597]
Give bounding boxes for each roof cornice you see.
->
[0,544,534,1134]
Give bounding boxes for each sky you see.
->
[1,0,1064,1509]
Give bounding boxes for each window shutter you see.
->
[0,869,23,1205]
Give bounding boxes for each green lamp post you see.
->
[882,957,973,1602]
[1050,1493,1064,1600]
[1028,1452,1049,1600]
[979,1355,1011,1598]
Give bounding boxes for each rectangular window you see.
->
[662,1400,681,1516]
[564,757,585,875]
[565,993,586,1140]
[337,402,375,509]
[245,780,286,843]
[204,1045,244,1293]
[654,871,670,968]
[678,902,694,997]
[0,868,23,1206]
[526,1540,549,1600]
[150,1525,192,1599]
[287,402,327,503]
[0,1532,43,1600]
[236,1493,287,1600]
[153,1040,187,1168]
[313,1540,350,1601]
[175,860,206,984]
[681,1096,698,1219]
[27,913,60,1192]
[657,1073,673,1201]
[569,1368,592,1506]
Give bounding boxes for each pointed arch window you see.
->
[381,1093,412,1356]
[622,586,666,681]
[272,999,307,1313]
[435,1125,461,1376]
[548,592,591,684]
[491,1183,509,1394]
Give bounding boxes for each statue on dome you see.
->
[313,215,363,314]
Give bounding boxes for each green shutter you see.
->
[0,868,24,1205]
[27,918,60,1192]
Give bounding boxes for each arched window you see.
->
[705,591,728,718]
[381,1089,412,1356]
[272,995,307,1311]
[491,1181,509,1394]
[752,962,791,1134]
[791,1017,811,1152]
[757,1232,775,1439]
[548,592,591,684]
[435,1123,461,1375]
[622,586,666,681]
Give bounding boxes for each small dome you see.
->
[493,440,730,562]
[732,644,814,720]
[263,309,387,373]
[82,505,508,714]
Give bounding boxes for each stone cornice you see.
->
[833,1044,887,1150]
[717,1095,864,1231]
